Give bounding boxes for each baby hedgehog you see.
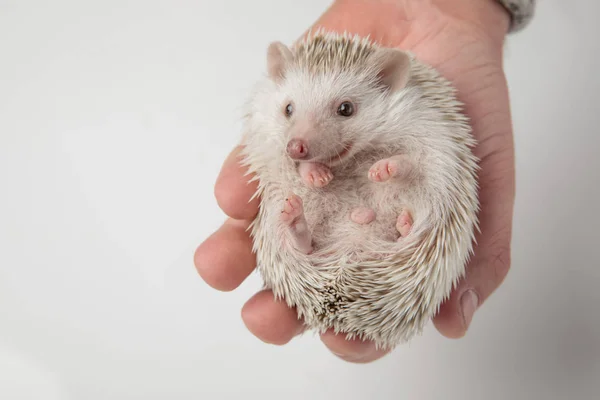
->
[239,31,479,350]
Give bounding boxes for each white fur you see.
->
[239,31,479,350]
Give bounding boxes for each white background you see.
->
[1,1,599,399]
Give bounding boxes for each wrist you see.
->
[431,0,510,41]
[328,0,509,46]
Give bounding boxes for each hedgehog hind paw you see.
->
[396,209,413,238]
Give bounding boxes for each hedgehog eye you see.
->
[337,101,354,117]
[285,103,293,117]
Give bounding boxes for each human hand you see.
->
[195,0,515,363]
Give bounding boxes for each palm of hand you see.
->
[195,0,515,363]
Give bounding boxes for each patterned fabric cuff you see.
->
[495,0,536,32]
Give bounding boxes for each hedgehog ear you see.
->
[375,48,411,92]
[267,41,293,82]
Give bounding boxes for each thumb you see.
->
[433,147,515,338]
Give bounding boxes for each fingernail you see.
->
[460,290,479,330]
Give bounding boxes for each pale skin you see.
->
[195,0,515,363]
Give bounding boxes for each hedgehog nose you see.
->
[286,139,308,159]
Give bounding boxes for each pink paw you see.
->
[280,194,304,225]
[299,162,333,188]
[396,209,413,239]
[368,159,400,182]
[350,207,376,225]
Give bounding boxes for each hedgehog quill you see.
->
[238,31,479,350]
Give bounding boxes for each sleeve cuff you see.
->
[495,0,536,32]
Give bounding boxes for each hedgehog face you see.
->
[264,39,412,167]
[274,70,375,166]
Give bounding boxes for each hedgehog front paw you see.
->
[299,162,333,188]
[368,159,400,182]
[396,209,413,239]
[368,156,412,183]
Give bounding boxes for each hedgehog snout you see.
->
[286,138,309,160]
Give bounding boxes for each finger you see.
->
[194,218,256,291]
[214,146,260,221]
[320,330,389,363]
[433,152,515,338]
[241,289,304,345]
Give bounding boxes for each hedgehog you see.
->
[238,31,479,350]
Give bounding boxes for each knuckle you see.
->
[193,224,248,292]
[214,171,260,221]
[488,234,512,284]
[214,178,233,212]
[478,148,515,196]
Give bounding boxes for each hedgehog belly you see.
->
[298,177,409,257]
[252,173,434,348]
[252,157,471,350]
